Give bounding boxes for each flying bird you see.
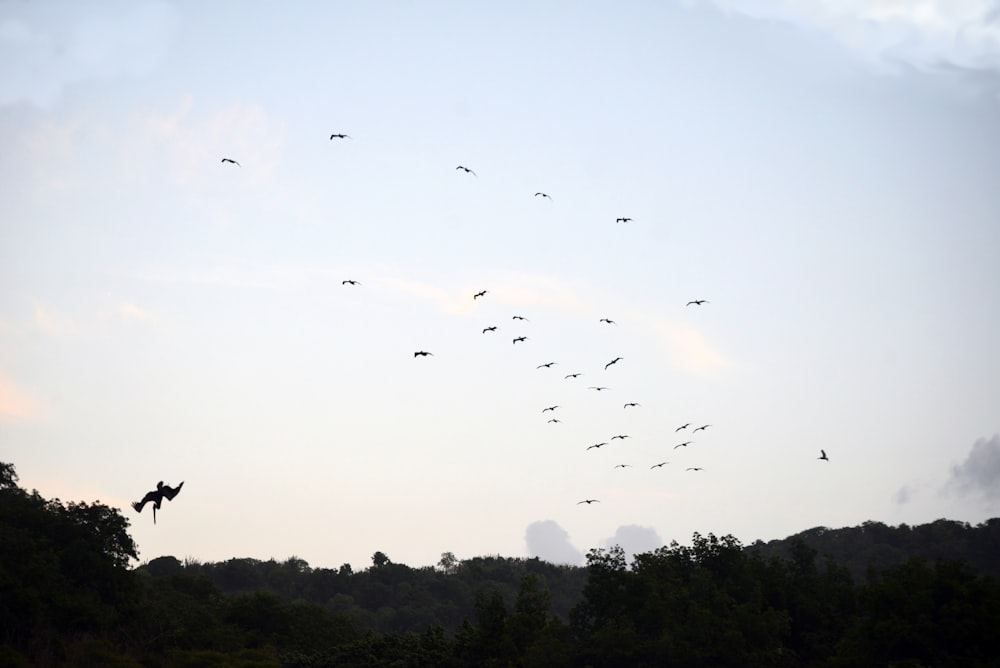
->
[599,318,616,325]
[616,217,632,223]
[534,192,551,199]
[674,441,692,449]
[329,133,352,139]
[588,386,610,391]
[547,418,561,424]
[587,442,607,450]
[614,464,632,469]
[624,402,640,409]
[611,434,629,440]
[473,290,487,300]
[220,158,240,167]
[675,423,691,432]
[414,351,433,357]
[536,362,556,369]
[512,315,529,321]
[686,300,709,306]
[693,424,712,433]
[650,462,669,469]
[564,373,582,379]
[686,467,704,472]
[513,336,528,344]
[456,165,477,176]
[542,406,559,413]
[818,449,829,461]
[577,499,600,505]
[482,326,497,333]
[132,481,184,525]
[342,279,361,286]
[604,357,623,370]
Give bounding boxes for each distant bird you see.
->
[534,192,551,199]
[624,402,640,409]
[132,481,184,525]
[604,357,623,370]
[342,279,361,286]
[512,315,529,321]
[513,336,528,344]
[686,300,709,306]
[564,373,582,379]
[587,442,607,450]
[536,362,556,369]
[614,464,632,469]
[588,386,610,391]
[329,133,352,140]
[650,462,669,469]
[818,449,829,461]
[577,499,600,505]
[611,434,629,440]
[599,318,616,325]
[482,326,497,333]
[547,418,561,424]
[616,217,632,223]
[456,165,477,176]
[414,351,433,357]
[221,158,240,167]
[542,406,559,413]
[693,424,712,433]
[674,441,692,449]
[686,467,704,471]
[474,290,487,300]
[675,423,691,432]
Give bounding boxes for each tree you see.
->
[371,551,391,568]
[438,552,458,574]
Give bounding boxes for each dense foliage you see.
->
[2,461,999,666]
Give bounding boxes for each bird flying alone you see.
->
[686,300,709,306]
[547,418,561,424]
[342,279,360,286]
[536,362,556,369]
[588,386,610,391]
[674,442,692,449]
[587,442,607,450]
[542,406,559,413]
[473,290,487,300]
[456,165,476,176]
[614,464,632,469]
[611,434,629,440]
[650,462,669,469]
[624,402,640,409]
[414,351,433,357]
[512,315,529,321]
[132,481,184,524]
[577,499,600,505]
[686,467,704,471]
[818,449,829,461]
[482,326,497,333]
[329,133,351,139]
[693,424,712,433]
[675,423,691,432]
[534,192,551,199]
[605,357,623,370]
[221,158,240,167]
[564,373,582,379]
[616,217,632,223]
[513,336,528,344]
[599,318,616,325]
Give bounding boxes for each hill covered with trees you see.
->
[3,460,999,666]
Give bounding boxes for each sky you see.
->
[2,1,999,572]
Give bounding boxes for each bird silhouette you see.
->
[512,315,529,321]
[132,481,184,524]
[220,158,240,167]
[650,462,669,469]
[674,441,692,449]
[513,336,528,344]
[577,499,600,505]
[456,165,477,176]
[616,217,632,223]
[588,442,607,450]
[818,449,829,461]
[614,464,632,469]
[536,362,556,369]
[604,357,623,370]
[599,318,616,325]
[329,133,351,139]
[686,300,709,306]
[675,423,691,432]
[534,192,551,199]
[686,467,704,471]
[473,290,487,300]
[564,373,582,379]
[611,434,629,440]
[414,351,433,357]
[547,418,561,424]
[693,424,712,433]
[342,279,360,286]
[624,402,640,409]
[482,326,497,333]
[542,406,559,413]
[588,386,610,391]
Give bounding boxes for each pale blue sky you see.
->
[2,1,999,570]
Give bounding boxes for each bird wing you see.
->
[161,482,184,501]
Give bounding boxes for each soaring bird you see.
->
[616,217,632,223]
[693,424,712,433]
[611,434,629,440]
[818,449,829,461]
[564,373,582,379]
[686,300,709,306]
[650,462,669,469]
[513,336,528,344]
[588,442,607,450]
[577,499,600,505]
[547,418,561,424]
[604,357,623,370]
[512,315,529,321]
[456,165,477,176]
[342,279,361,286]
[132,481,184,525]
[221,158,240,167]
[329,133,351,139]
[534,192,551,199]
[599,318,616,325]
[624,402,640,409]
[482,326,497,333]
[674,441,692,449]
[588,386,610,391]
[542,406,559,413]
[675,423,691,432]
[414,351,433,357]
[536,362,556,369]
[686,467,704,471]
[474,290,487,300]
[614,464,632,469]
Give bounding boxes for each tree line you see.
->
[2,461,999,666]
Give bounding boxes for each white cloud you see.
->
[946,434,1000,499]
[525,520,585,565]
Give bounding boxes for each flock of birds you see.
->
[130,135,830,524]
